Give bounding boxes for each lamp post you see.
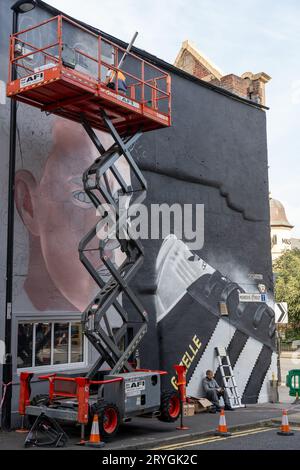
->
[1,0,37,431]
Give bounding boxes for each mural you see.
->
[14,111,133,369]
[13,115,124,313]
[129,64,276,403]
[155,235,276,404]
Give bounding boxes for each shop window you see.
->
[17,321,85,370]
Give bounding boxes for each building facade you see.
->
[270,197,300,261]
[0,0,276,425]
[270,197,294,261]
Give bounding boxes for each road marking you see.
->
[154,427,272,450]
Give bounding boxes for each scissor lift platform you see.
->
[9,15,177,443]
[7,15,171,135]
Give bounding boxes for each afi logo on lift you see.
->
[20,72,44,89]
[125,380,145,390]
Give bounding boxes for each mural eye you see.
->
[72,190,93,208]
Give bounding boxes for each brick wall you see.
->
[221,74,248,98]
[175,45,270,105]
[193,61,213,80]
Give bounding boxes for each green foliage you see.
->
[273,249,300,334]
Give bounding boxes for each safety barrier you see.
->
[286,369,300,398]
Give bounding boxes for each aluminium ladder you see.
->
[215,346,244,409]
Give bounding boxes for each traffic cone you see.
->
[86,415,105,448]
[277,410,294,436]
[215,409,232,437]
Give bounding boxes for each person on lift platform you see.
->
[106,69,128,95]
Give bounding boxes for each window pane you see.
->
[18,323,33,368]
[53,323,69,365]
[71,323,83,363]
[35,323,52,366]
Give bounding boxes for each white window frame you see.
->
[17,319,88,373]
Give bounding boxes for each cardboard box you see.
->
[188,397,212,413]
[183,403,195,417]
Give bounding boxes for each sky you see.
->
[47,0,300,236]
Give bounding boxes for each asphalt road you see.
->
[155,427,300,450]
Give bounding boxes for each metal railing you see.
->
[9,15,171,117]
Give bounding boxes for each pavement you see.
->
[0,386,299,450]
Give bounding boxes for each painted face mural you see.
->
[14,116,129,312]
[12,13,126,315]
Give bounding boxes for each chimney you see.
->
[241,72,271,106]
[174,41,271,106]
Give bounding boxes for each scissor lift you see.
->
[9,15,180,442]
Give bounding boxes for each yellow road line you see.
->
[154,427,271,450]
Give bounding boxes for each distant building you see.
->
[174,40,271,106]
[270,197,299,261]
[291,238,300,250]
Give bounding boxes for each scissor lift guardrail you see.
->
[7,14,171,135]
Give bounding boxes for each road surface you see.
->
[154,426,300,450]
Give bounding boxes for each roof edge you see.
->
[36,1,269,111]
[271,223,294,229]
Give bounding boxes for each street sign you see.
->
[275,302,288,324]
[248,273,264,281]
[239,293,268,303]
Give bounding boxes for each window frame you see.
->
[17,318,87,373]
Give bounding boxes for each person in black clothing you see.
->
[203,370,234,412]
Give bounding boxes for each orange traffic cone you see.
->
[277,410,294,436]
[215,409,232,437]
[86,415,105,448]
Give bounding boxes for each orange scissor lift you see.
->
[7,15,180,446]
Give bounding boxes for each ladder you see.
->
[215,347,244,408]
[79,109,148,379]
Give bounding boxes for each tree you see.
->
[273,249,300,335]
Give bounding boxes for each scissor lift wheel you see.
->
[92,402,120,440]
[158,391,181,423]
